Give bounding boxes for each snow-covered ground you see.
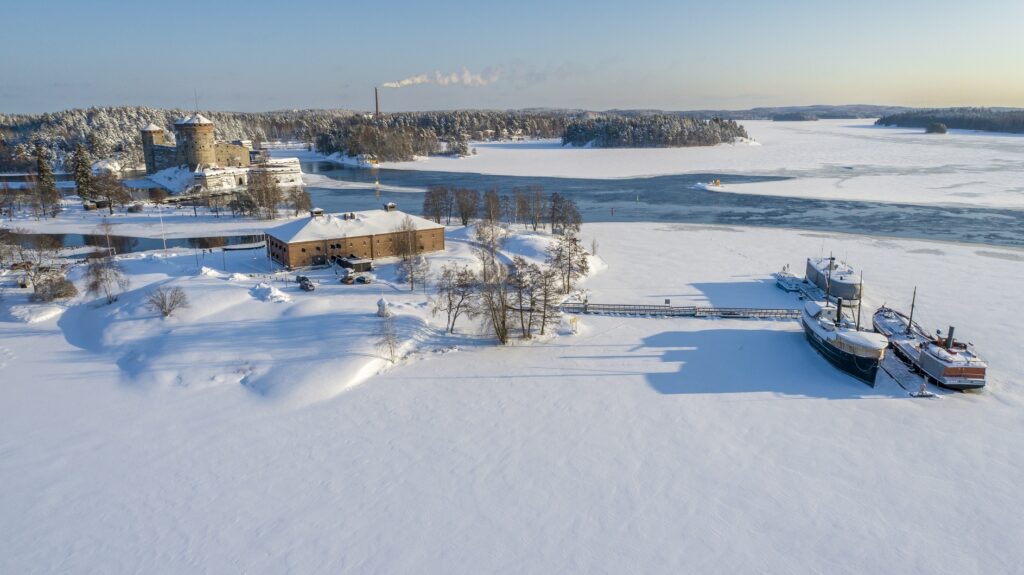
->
[4,200,303,239]
[2,221,1023,573]
[375,120,1024,209]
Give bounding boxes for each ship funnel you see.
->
[836,297,843,323]
[946,326,955,349]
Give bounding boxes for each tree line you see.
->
[561,115,749,148]
[0,106,354,172]
[876,108,1024,134]
[421,185,580,233]
[314,110,571,161]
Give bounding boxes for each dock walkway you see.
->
[559,302,800,320]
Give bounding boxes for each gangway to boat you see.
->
[559,302,800,320]
[773,271,826,301]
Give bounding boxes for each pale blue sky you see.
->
[2,0,1022,113]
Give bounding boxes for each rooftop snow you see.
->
[141,123,164,132]
[174,114,213,125]
[265,209,443,244]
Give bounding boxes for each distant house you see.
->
[264,204,445,268]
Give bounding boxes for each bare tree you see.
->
[12,230,76,301]
[287,187,312,216]
[535,265,562,336]
[393,215,430,291]
[454,188,479,226]
[376,314,399,363]
[85,254,129,304]
[483,188,501,224]
[93,171,132,215]
[514,187,530,230]
[441,187,455,225]
[500,194,516,227]
[473,220,505,285]
[246,169,282,219]
[526,185,547,232]
[477,263,513,345]
[508,256,540,339]
[422,186,447,224]
[397,255,431,292]
[0,228,15,267]
[433,263,478,333]
[147,286,189,317]
[150,188,167,205]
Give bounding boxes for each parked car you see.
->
[355,275,372,284]
[340,275,354,285]
[296,275,315,292]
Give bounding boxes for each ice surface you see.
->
[372,120,1024,208]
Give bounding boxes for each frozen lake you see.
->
[301,161,1024,248]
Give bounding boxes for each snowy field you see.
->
[2,221,1023,573]
[379,120,1024,209]
[4,200,302,239]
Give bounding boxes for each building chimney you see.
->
[375,87,380,117]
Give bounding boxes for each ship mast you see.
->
[856,272,863,331]
[824,252,833,307]
[906,287,917,335]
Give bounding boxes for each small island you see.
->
[561,115,749,148]
[925,122,948,134]
[877,107,1024,134]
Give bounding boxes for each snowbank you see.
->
[2,222,1023,574]
[249,282,290,303]
[146,166,195,193]
[8,303,65,323]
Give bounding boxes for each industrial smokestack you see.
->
[374,87,380,117]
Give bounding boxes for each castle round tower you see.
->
[140,123,166,174]
[174,114,216,169]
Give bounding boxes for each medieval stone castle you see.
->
[141,114,303,192]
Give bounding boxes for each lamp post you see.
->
[156,199,168,255]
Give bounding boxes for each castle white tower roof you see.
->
[175,113,213,126]
[141,123,164,132]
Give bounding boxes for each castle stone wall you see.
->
[214,143,251,168]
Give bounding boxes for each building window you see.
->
[301,248,306,253]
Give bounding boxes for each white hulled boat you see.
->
[805,256,861,301]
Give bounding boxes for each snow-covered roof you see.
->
[175,113,213,126]
[141,123,164,132]
[837,329,888,351]
[266,209,443,244]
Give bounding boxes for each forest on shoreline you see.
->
[876,108,1024,134]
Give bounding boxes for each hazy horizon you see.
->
[2,0,1022,114]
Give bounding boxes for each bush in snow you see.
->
[31,274,77,302]
[147,286,189,318]
[84,255,129,304]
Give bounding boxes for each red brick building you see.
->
[265,205,445,269]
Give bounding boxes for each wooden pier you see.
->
[559,302,801,320]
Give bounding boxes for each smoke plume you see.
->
[381,68,498,89]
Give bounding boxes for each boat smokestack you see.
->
[374,87,380,117]
[946,326,955,349]
[836,297,843,322]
